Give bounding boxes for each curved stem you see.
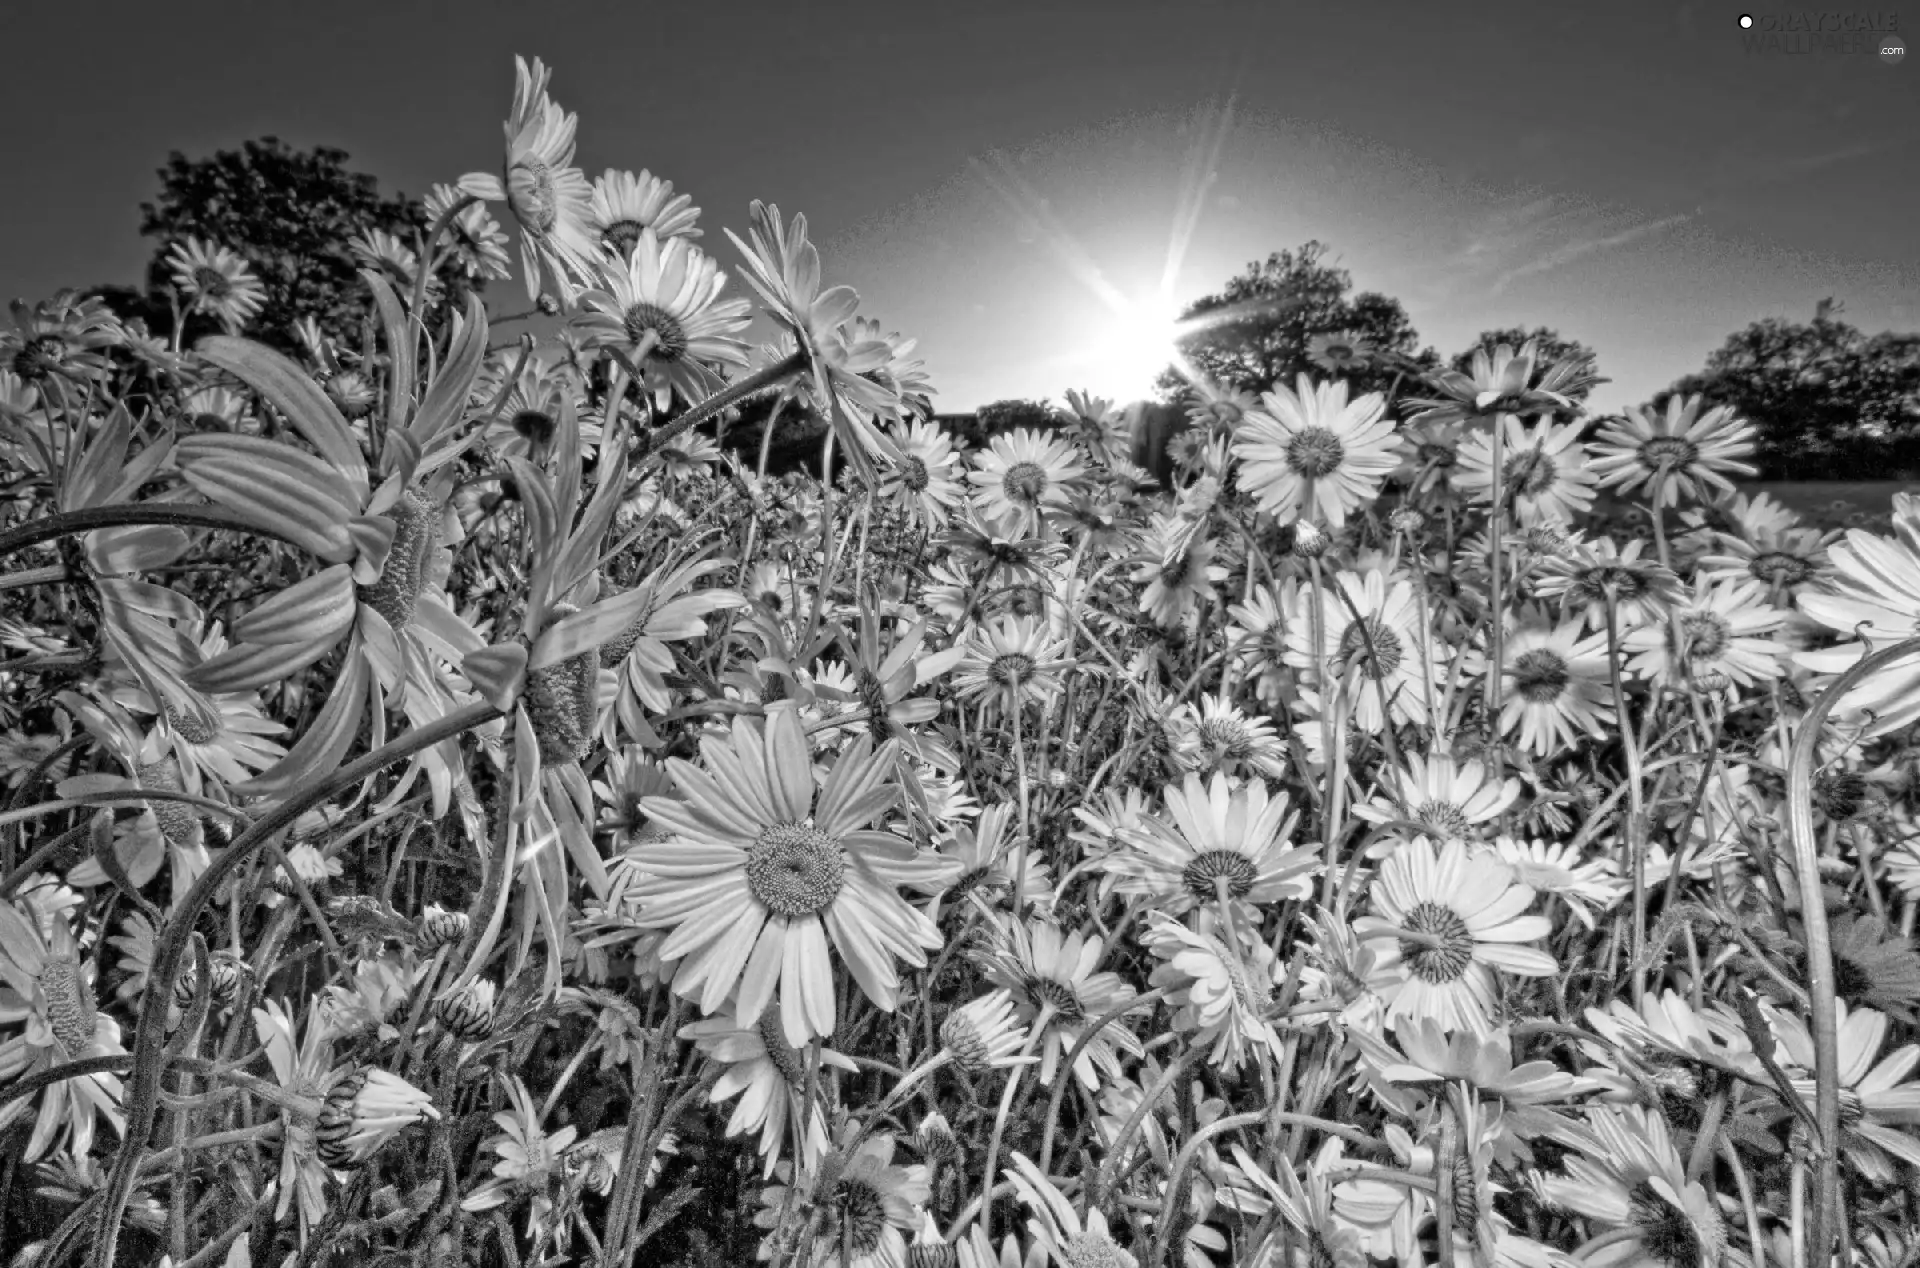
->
[1038,986,1169,1174]
[1149,1111,1264,1268]
[1789,635,1920,1261]
[0,503,308,561]
[88,700,504,1268]
[627,349,807,488]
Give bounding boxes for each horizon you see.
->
[3,0,1915,418]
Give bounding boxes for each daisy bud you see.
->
[1812,769,1870,822]
[525,602,598,766]
[272,843,336,896]
[418,903,469,952]
[136,760,203,851]
[435,978,497,1042]
[357,490,441,631]
[939,990,1032,1076]
[1388,507,1426,535]
[172,952,249,1011]
[1289,520,1328,559]
[914,1111,961,1168]
[38,956,97,1057]
[315,1068,439,1169]
[324,370,376,418]
[908,1245,957,1268]
[510,405,557,449]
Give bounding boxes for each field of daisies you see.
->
[4,55,1920,1268]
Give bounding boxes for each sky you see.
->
[2,0,1916,416]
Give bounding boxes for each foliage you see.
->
[1155,239,1437,402]
[1658,301,1920,479]
[106,138,444,352]
[954,398,1061,448]
[1451,326,1599,400]
[7,54,1920,1268]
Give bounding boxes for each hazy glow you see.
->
[1081,294,1185,401]
[970,97,1241,408]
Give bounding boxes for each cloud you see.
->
[1489,212,1693,295]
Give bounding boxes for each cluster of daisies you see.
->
[5,52,1920,1268]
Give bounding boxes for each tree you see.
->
[1655,302,1920,479]
[949,399,1059,449]
[1154,241,1437,403]
[108,138,436,353]
[1451,327,1599,401]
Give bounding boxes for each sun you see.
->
[1081,295,1185,402]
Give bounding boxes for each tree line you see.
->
[77,139,1919,482]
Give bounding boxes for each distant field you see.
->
[1744,481,1911,530]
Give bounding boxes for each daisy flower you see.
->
[883,418,967,524]
[1797,494,1920,736]
[177,383,252,433]
[1492,837,1625,932]
[967,427,1084,536]
[682,1003,859,1177]
[725,201,903,485]
[350,228,442,309]
[1534,536,1684,633]
[1454,413,1596,527]
[461,1076,579,1237]
[622,708,954,1047]
[425,181,512,281]
[165,237,267,330]
[940,989,1037,1074]
[1286,568,1446,734]
[1165,694,1289,781]
[1224,579,1300,707]
[590,168,702,259]
[950,615,1074,715]
[1005,1151,1139,1268]
[459,56,600,304]
[754,1131,931,1268]
[1769,999,1920,1179]
[1694,513,1835,596]
[2,290,123,386]
[108,623,288,789]
[1143,912,1281,1074]
[1130,512,1227,630]
[979,918,1144,1089]
[1354,750,1520,854]
[1402,337,1579,426]
[575,229,751,411]
[1108,770,1314,925]
[1354,836,1556,1034]
[1590,393,1758,508]
[928,804,1052,921]
[1231,372,1400,528]
[1307,330,1375,375]
[1539,1105,1725,1268]
[253,996,337,1241]
[849,316,936,423]
[1623,576,1784,693]
[1065,388,1133,465]
[1498,618,1614,758]
[474,348,595,463]
[0,898,126,1163]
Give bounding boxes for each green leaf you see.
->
[196,334,370,500]
[463,644,529,712]
[229,563,357,647]
[362,269,416,460]
[176,434,360,562]
[410,292,488,452]
[234,642,372,797]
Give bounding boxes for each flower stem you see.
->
[1787,635,1920,1261]
[642,348,808,461]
